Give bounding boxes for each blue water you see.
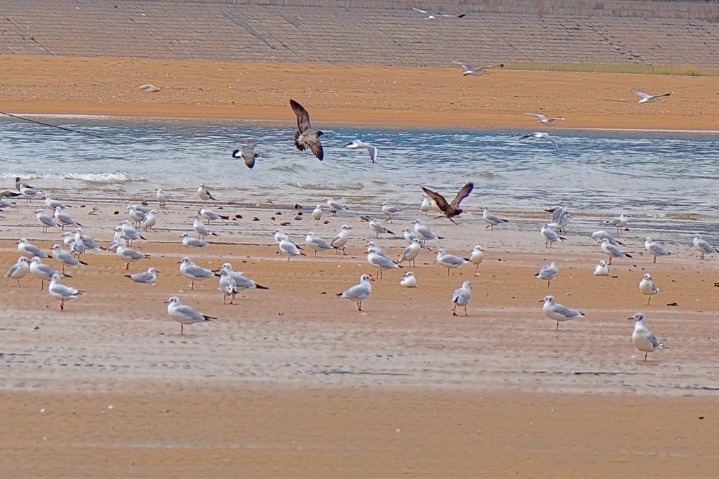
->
[1,115,718,218]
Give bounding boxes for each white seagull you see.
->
[344,140,377,164]
[326,198,347,216]
[369,217,395,238]
[367,247,402,279]
[36,209,59,232]
[525,113,565,126]
[48,272,81,311]
[436,248,469,276]
[631,89,673,104]
[451,281,472,316]
[483,208,509,230]
[602,213,629,234]
[413,7,465,19]
[218,269,239,305]
[305,232,333,257]
[541,295,585,330]
[330,225,351,255]
[592,230,624,246]
[639,273,659,305]
[125,267,159,284]
[420,195,433,215]
[156,188,167,208]
[535,262,558,288]
[165,296,215,335]
[400,271,418,288]
[116,237,150,270]
[398,238,422,267]
[54,206,82,230]
[692,234,718,260]
[413,219,441,241]
[337,273,374,311]
[628,313,664,361]
[29,256,64,290]
[469,245,484,272]
[451,60,503,76]
[178,256,216,290]
[193,216,218,240]
[199,206,228,224]
[311,205,323,224]
[198,183,216,201]
[593,260,610,276]
[600,238,633,264]
[5,256,30,286]
[279,237,305,261]
[181,233,208,248]
[232,140,261,169]
[380,202,401,223]
[50,244,88,273]
[644,237,669,263]
[519,132,559,152]
[17,238,48,258]
[541,224,566,248]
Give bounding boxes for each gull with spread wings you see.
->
[631,89,673,104]
[232,140,260,169]
[412,7,465,19]
[290,99,324,161]
[420,182,474,224]
[452,60,504,76]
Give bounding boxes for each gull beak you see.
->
[163,300,170,304]
[627,316,636,321]
[538,299,545,303]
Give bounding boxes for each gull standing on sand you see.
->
[18,182,43,201]
[398,238,422,267]
[436,249,469,276]
[541,224,566,248]
[125,267,158,284]
[631,89,673,104]
[54,206,82,230]
[193,216,218,240]
[218,263,269,292]
[381,202,401,223]
[535,262,558,288]
[44,195,70,210]
[156,188,167,208]
[218,269,239,305]
[312,205,323,224]
[290,99,324,161]
[179,256,216,290]
[279,237,305,261]
[413,219,441,241]
[165,296,215,335]
[330,225,351,255]
[602,213,629,234]
[525,113,565,126]
[366,242,389,259]
[470,245,484,271]
[181,232,208,248]
[451,281,472,316]
[519,132,559,152]
[344,140,377,164]
[17,238,48,259]
[29,257,65,290]
[369,217,395,238]
[337,273,374,311]
[367,247,402,279]
[692,233,718,260]
[36,209,59,232]
[127,205,147,226]
[48,273,81,311]
[305,232,333,257]
[546,205,570,233]
[232,140,261,169]
[116,237,150,270]
[5,256,30,286]
[140,210,158,231]
[594,260,610,276]
[645,237,669,263]
[400,271,418,288]
[199,206,228,224]
[483,207,509,230]
[451,60,502,76]
[541,295,585,330]
[639,273,659,305]
[326,198,347,216]
[420,195,433,215]
[601,238,633,264]
[592,230,624,246]
[50,244,88,273]
[120,220,147,244]
[628,313,664,361]
[198,183,216,201]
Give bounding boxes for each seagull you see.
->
[591,230,624,246]
[18,182,43,201]
[50,244,88,273]
[330,225,351,255]
[367,247,402,279]
[519,132,559,152]
[181,232,208,248]
[369,217,395,238]
[452,60,503,76]
[451,281,472,316]
[600,238,633,265]
[469,245,484,271]
[344,140,377,164]
[337,273,374,311]
[116,237,150,270]
[44,195,71,210]
[199,206,228,224]
[380,202,401,223]
[412,219,441,241]
[29,256,66,290]
[279,237,305,261]
[421,182,473,223]
[628,313,664,361]
[631,89,673,104]
[36,209,59,232]
[305,232,333,257]
[326,198,347,216]
[311,205,323,224]
[541,224,566,248]
[126,205,147,226]
[436,248,469,276]
[193,216,218,240]
[232,140,261,169]
[602,213,629,234]
[178,256,216,290]
[5,256,30,286]
[398,238,422,267]
[218,269,239,304]
[48,273,81,311]
[54,206,82,230]
[156,188,167,208]
[119,220,147,244]
[639,273,659,305]
[400,271,418,288]
[165,296,215,335]
[645,237,670,263]
[17,238,48,259]
[290,99,324,160]
[366,242,389,259]
[593,260,610,276]
[420,195,433,215]
[535,262,558,288]
[218,263,269,292]
[525,113,565,126]
[125,267,158,284]
[139,210,158,231]
[541,295,585,330]
[198,183,216,201]
[692,234,718,260]
[482,207,508,230]
[546,206,571,233]
[413,7,466,19]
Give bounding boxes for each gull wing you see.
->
[449,182,474,209]
[412,7,428,14]
[289,99,312,133]
[631,90,652,101]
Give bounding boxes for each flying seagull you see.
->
[452,60,504,76]
[631,89,673,104]
[525,113,564,126]
[290,99,324,161]
[421,182,473,224]
[412,7,465,19]
[232,140,260,169]
[519,132,559,152]
[344,140,377,164]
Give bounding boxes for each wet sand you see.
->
[1,55,719,477]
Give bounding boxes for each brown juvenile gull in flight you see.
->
[421,182,474,224]
[290,99,324,161]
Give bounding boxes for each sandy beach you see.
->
[2,55,719,478]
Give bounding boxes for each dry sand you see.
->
[1,55,718,478]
